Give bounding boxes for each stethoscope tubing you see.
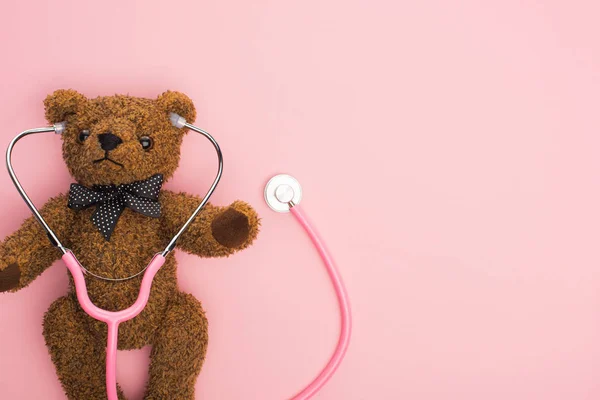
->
[62,251,166,399]
[288,205,352,400]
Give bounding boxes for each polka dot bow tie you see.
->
[68,174,164,241]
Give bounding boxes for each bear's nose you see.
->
[98,132,123,151]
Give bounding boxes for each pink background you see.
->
[1,1,599,399]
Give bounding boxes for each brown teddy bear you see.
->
[0,89,260,399]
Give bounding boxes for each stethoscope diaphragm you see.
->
[264,174,303,213]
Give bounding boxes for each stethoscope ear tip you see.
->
[54,121,67,135]
[264,174,302,213]
[169,113,186,128]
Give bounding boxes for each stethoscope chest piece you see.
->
[264,174,302,213]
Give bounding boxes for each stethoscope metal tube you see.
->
[6,124,69,253]
[6,116,223,258]
[162,118,223,256]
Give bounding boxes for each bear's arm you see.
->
[0,194,74,292]
[159,190,259,257]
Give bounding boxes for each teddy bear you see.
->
[0,89,260,399]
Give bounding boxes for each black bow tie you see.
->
[68,174,163,241]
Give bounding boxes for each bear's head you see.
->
[44,89,196,187]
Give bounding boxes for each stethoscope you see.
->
[5,114,351,400]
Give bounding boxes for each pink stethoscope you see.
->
[5,113,351,400]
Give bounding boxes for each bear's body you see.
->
[0,90,259,399]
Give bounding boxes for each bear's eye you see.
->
[139,136,153,150]
[78,130,90,143]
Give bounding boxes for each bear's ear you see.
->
[44,89,88,123]
[156,91,196,125]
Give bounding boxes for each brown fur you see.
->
[0,90,259,399]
